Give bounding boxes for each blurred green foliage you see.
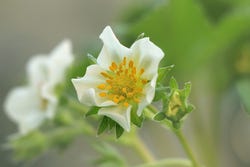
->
[127,0,250,80]
[237,79,250,113]
[120,0,250,166]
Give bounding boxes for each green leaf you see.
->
[129,0,212,76]
[97,116,109,135]
[236,79,250,113]
[157,65,175,82]
[153,112,166,121]
[87,53,97,64]
[115,123,124,139]
[169,77,178,89]
[85,106,100,117]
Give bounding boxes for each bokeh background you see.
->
[1,0,250,167]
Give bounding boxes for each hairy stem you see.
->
[174,130,199,167]
[136,158,192,167]
[132,133,155,163]
[146,105,199,167]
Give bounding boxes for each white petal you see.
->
[97,26,130,69]
[137,75,158,116]
[48,39,74,85]
[26,55,49,88]
[5,87,40,121]
[41,83,58,118]
[72,64,116,107]
[18,111,45,135]
[98,106,132,132]
[4,87,46,134]
[131,38,164,79]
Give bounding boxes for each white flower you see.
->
[72,26,164,131]
[4,40,74,135]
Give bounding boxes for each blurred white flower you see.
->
[5,40,74,135]
[72,26,164,131]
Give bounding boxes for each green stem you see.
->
[132,133,155,163]
[135,158,192,167]
[67,96,89,114]
[147,105,199,167]
[174,130,199,167]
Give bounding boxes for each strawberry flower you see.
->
[72,26,164,131]
[5,40,74,135]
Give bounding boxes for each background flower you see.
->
[4,40,74,135]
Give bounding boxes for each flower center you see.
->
[40,98,49,110]
[37,82,49,111]
[98,57,148,107]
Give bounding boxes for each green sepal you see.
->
[153,112,166,121]
[162,93,169,112]
[136,32,145,40]
[115,123,124,139]
[108,118,116,130]
[153,84,169,102]
[97,116,109,135]
[131,104,144,127]
[85,106,100,117]
[186,104,195,113]
[157,65,175,82]
[169,77,179,89]
[184,82,191,97]
[87,53,97,64]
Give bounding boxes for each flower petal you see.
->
[137,75,158,116]
[18,112,45,135]
[26,55,48,88]
[4,87,46,134]
[72,64,116,107]
[98,106,132,132]
[97,26,130,69]
[48,39,74,85]
[41,83,58,118]
[41,82,57,104]
[131,38,164,79]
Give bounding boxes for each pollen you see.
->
[98,84,106,89]
[97,57,148,107]
[123,102,129,107]
[99,92,107,97]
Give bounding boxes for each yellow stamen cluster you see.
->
[98,57,148,107]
